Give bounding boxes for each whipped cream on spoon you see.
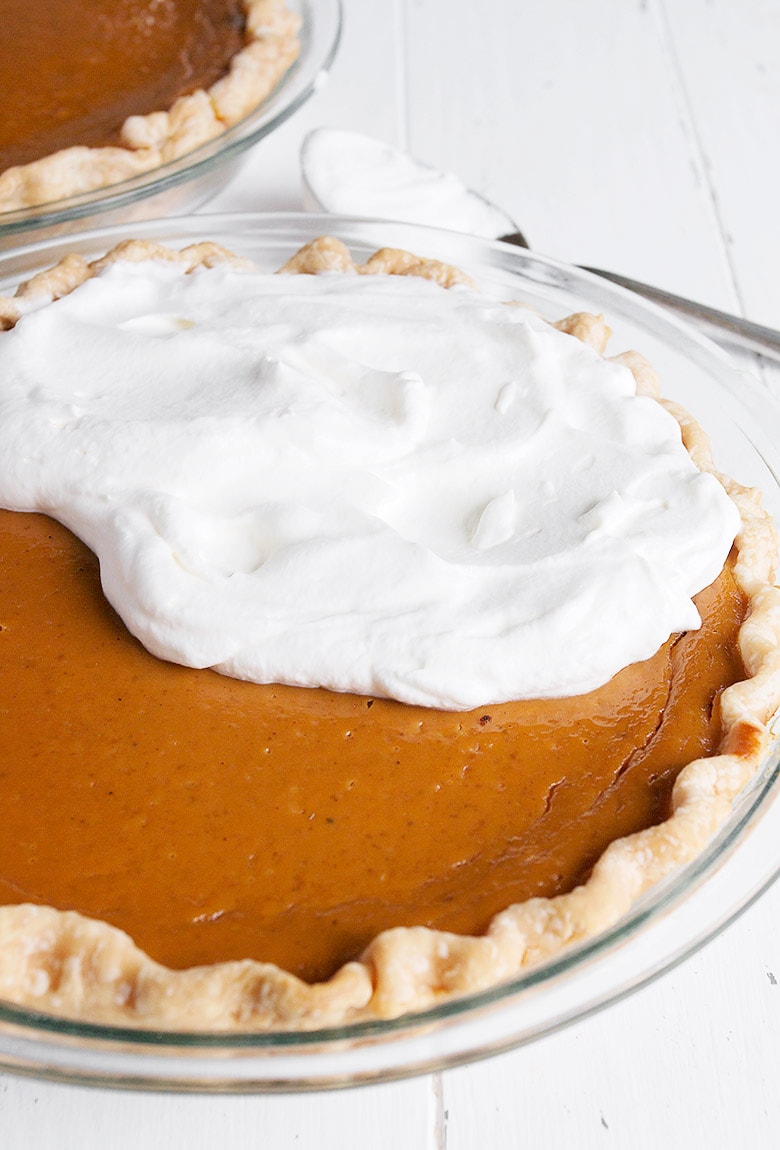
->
[300,128,521,241]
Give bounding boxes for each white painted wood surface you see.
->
[1,1,779,1145]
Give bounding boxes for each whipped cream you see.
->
[301,128,516,237]
[0,258,740,708]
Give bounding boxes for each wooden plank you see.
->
[402,0,742,307]
[0,1073,438,1150]
[662,0,780,326]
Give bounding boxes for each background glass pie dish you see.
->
[0,212,778,1091]
[0,1,341,254]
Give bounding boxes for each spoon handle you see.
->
[578,266,780,364]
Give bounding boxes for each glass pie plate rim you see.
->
[0,0,343,244]
[0,211,778,1092]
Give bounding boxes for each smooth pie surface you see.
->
[0,0,246,172]
[0,511,748,984]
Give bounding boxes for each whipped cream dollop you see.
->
[301,128,516,237]
[0,258,739,708]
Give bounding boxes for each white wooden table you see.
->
[2,1,779,1145]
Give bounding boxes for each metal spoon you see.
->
[499,230,780,364]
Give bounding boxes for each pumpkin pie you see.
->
[0,237,778,1031]
[0,0,300,213]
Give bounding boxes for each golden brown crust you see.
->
[0,237,778,1030]
[553,311,612,353]
[276,236,477,289]
[0,240,253,319]
[359,246,475,289]
[278,235,359,275]
[609,349,660,397]
[0,0,301,213]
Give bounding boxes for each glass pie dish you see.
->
[0,212,778,1091]
[0,2,342,254]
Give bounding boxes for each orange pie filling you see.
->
[0,0,247,172]
[0,1,301,213]
[0,510,748,985]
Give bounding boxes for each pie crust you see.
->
[0,237,779,1032]
[0,0,301,213]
